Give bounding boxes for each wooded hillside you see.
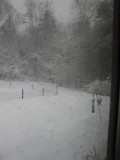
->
[0,0,113,91]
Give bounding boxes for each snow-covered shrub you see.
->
[84,80,111,96]
[82,146,101,160]
[0,69,22,80]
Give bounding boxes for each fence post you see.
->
[22,89,24,99]
[42,88,44,96]
[10,81,11,87]
[56,84,58,95]
[91,94,95,113]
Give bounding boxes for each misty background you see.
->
[0,0,113,95]
[9,0,73,23]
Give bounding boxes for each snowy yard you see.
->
[0,80,110,160]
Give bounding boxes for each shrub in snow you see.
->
[84,80,111,96]
[82,146,101,160]
[0,69,22,80]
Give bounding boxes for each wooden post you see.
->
[22,89,24,99]
[42,88,44,96]
[99,93,102,105]
[92,94,95,113]
[56,84,58,95]
[92,101,95,113]
[10,81,11,87]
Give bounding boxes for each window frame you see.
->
[107,0,120,159]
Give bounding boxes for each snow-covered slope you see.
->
[0,81,110,160]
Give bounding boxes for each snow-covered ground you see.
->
[0,80,110,160]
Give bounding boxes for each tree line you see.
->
[0,0,113,88]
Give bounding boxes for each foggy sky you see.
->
[8,0,73,23]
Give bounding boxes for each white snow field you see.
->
[0,80,110,160]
